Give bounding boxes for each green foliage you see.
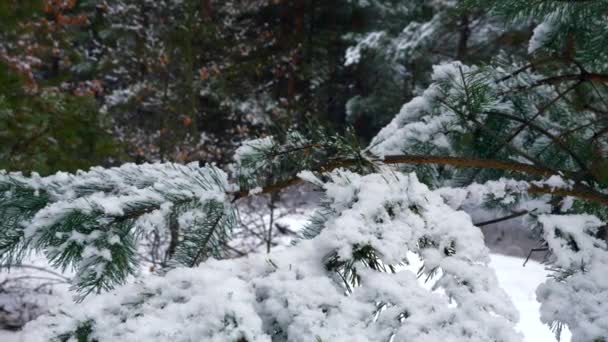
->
[0,176,50,266]
[0,1,40,29]
[172,199,237,267]
[0,64,123,175]
[235,125,371,190]
[464,0,608,62]
[299,198,335,240]
[55,320,95,342]
[0,163,236,297]
[324,244,394,293]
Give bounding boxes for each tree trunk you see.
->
[456,14,470,61]
[201,0,212,20]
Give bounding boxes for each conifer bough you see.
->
[4,0,608,341]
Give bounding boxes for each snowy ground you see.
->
[0,254,567,342]
[490,254,570,341]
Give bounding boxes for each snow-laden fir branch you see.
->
[536,215,608,342]
[2,126,606,299]
[23,170,523,342]
[0,163,234,297]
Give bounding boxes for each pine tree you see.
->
[0,1,121,175]
[2,0,608,341]
[343,0,531,140]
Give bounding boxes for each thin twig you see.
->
[523,247,549,266]
[474,210,531,227]
[2,264,71,282]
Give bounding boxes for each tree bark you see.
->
[231,154,608,207]
[201,0,212,20]
[456,13,470,61]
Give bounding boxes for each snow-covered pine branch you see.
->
[0,163,234,298]
[22,170,522,342]
[4,0,608,338]
[536,215,608,342]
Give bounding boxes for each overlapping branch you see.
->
[233,154,608,206]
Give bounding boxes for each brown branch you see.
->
[528,184,608,207]
[474,210,531,227]
[380,155,555,176]
[497,57,554,83]
[233,154,554,198]
[232,154,608,207]
[529,73,608,89]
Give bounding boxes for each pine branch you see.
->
[380,155,556,176]
[172,200,237,268]
[234,153,608,207]
[528,73,608,89]
[485,110,590,177]
[496,57,554,83]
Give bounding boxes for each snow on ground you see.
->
[0,260,70,342]
[0,329,20,342]
[490,254,570,341]
[0,254,567,341]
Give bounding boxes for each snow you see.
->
[18,170,522,342]
[0,330,19,342]
[1,254,570,341]
[532,175,573,190]
[248,186,263,195]
[0,255,71,340]
[536,215,608,342]
[344,31,386,66]
[1,162,600,341]
[1,163,233,296]
[368,62,476,157]
[490,255,570,342]
[528,19,555,54]
[297,170,323,186]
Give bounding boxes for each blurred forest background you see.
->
[1,0,531,175]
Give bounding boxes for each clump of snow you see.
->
[22,170,521,341]
[344,31,386,66]
[368,62,482,157]
[233,137,275,167]
[536,214,608,342]
[248,187,263,195]
[528,19,555,54]
[435,178,531,210]
[297,170,323,186]
[532,175,573,190]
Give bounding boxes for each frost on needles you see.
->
[0,163,234,298]
[22,170,521,342]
